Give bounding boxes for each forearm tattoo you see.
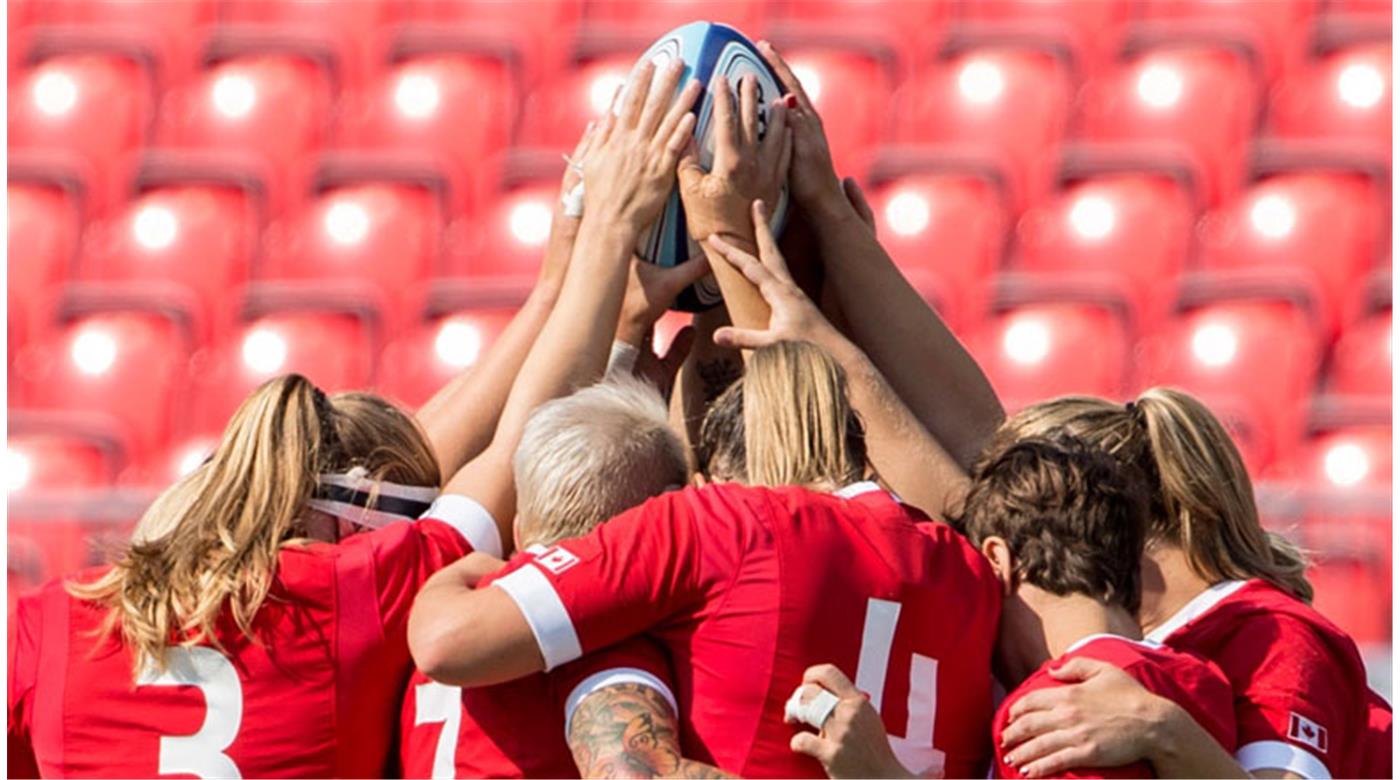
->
[567,683,736,779]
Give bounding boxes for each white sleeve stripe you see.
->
[421,494,504,558]
[563,667,678,738]
[491,564,582,671]
[1236,740,1333,779]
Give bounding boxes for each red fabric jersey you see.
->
[400,546,677,779]
[1361,688,1393,779]
[8,495,499,779]
[489,481,1003,778]
[1146,579,1384,779]
[993,635,1237,779]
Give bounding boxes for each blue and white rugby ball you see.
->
[628,21,790,311]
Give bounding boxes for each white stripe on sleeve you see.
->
[563,667,678,738]
[492,564,583,671]
[1236,740,1332,779]
[421,494,504,558]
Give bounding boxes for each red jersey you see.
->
[1146,579,1382,779]
[1361,689,1393,779]
[400,546,677,779]
[489,481,1003,778]
[8,495,499,779]
[993,635,1237,779]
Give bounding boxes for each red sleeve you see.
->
[550,637,677,737]
[1228,616,1354,779]
[484,488,732,670]
[341,494,499,641]
[7,597,40,779]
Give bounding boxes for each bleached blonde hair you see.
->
[69,375,442,676]
[513,375,687,547]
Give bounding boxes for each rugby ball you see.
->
[627,21,790,311]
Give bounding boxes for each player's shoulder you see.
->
[1207,582,1358,664]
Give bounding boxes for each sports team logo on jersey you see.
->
[535,546,580,575]
[1288,712,1329,753]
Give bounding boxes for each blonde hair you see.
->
[987,387,1312,602]
[69,375,441,675]
[513,376,687,547]
[742,341,866,491]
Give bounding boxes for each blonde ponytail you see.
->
[991,389,1313,603]
[69,375,440,675]
[742,341,866,491]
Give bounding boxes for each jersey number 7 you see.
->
[856,597,947,777]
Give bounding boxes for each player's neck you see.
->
[1137,542,1216,637]
[1033,591,1143,660]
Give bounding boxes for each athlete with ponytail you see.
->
[4,107,625,779]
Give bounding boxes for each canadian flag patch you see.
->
[1288,712,1329,753]
[534,545,580,575]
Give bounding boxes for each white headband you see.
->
[308,466,441,530]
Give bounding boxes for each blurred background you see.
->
[5,0,1392,694]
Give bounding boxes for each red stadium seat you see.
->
[866,173,1008,329]
[892,47,1073,211]
[968,303,1132,410]
[121,433,221,490]
[584,0,768,37]
[957,0,1133,77]
[518,54,635,150]
[336,54,516,216]
[8,505,139,591]
[30,0,219,88]
[1198,173,1386,338]
[6,432,115,493]
[1137,0,1316,84]
[220,0,402,91]
[398,0,583,88]
[1140,299,1322,472]
[12,311,193,462]
[780,47,892,173]
[264,184,443,334]
[1328,308,1391,399]
[187,311,376,435]
[1298,426,1393,491]
[458,180,558,290]
[80,186,258,343]
[378,308,520,410]
[1016,174,1196,331]
[8,182,80,343]
[1268,42,1391,159]
[772,1,953,68]
[8,54,154,214]
[1077,46,1258,205]
[159,55,333,218]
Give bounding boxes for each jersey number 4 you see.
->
[857,597,948,777]
[137,647,244,779]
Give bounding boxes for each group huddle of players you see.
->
[8,42,1393,780]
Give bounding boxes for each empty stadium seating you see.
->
[377,307,520,409]
[968,302,1132,410]
[1076,45,1258,206]
[8,182,80,346]
[1268,41,1391,158]
[28,0,219,89]
[956,0,1132,77]
[1329,308,1392,400]
[777,46,891,171]
[891,46,1072,211]
[1137,0,1316,84]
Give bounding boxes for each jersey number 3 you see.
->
[856,597,947,777]
[138,647,244,779]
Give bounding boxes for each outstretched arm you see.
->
[759,42,1004,470]
[415,126,595,479]
[440,60,703,547]
[568,683,737,779]
[708,201,967,515]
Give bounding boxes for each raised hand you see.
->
[756,41,848,220]
[706,200,836,351]
[539,120,603,289]
[677,73,792,245]
[617,255,712,350]
[582,59,702,234]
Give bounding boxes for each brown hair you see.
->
[958,436,1149,611]
[69,375,441,675]
[741,341,867,491]
[987,388,1312,602]
[697,380,747,483]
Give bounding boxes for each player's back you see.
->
[992,635,1237,779]
[740,482,1002,777]
[1146,579,1372,778]
[9,515,476,778]
[490,481,1001,778]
